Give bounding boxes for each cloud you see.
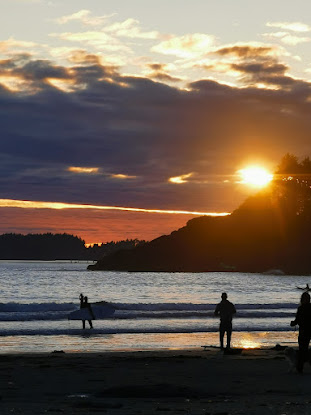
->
[263,32,310,46]
[55,11,159,40]
[55,9,112,26]
[152,34,215,58]
[1,53,311,216]
[104,18,160,40]
[68,166,100,174]
[110,174,137,180]
[209,43,295,88]
[145,63,182,83]
[214,44,275,58]
[0,199,227,217]
[266,21,311,33]
[230,59,289,84]
[51,30,131,54]
[0,38,42,60]
[169,173,194,184]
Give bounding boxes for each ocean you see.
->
[0,261,307,353]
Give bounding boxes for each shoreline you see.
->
[0,348,310,414]
[0,330,298,354]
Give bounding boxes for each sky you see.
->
[1,0,311,244]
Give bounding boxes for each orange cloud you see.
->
[67,166,100,174]
[152,34,215,58]
[110,173,137,179]
[0,199,230,217]
[169,173,194,184]
[214,44,276,58]
[145,63,182,83]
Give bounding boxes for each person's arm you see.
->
[214,304,220,316]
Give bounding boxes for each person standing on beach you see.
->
[214,292,236,350]
[290,291,311,373]
[80,294,95,329]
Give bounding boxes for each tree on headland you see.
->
[273,153,311,218]
[85,239,145,260]
[0,233,86,260]
[0,233,145,260]
[88,154,311,274]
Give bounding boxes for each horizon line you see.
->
[0,199,231,217]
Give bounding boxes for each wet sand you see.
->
[0,347,310,414]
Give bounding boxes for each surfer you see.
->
[80,295,95,329]
[290,291,311,373]
[214,292,236,350]
[297,284,310,291]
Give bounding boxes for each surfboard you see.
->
[296,286,310,291]
[68,303,115,320]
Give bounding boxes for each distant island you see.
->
[0,233,145,261]
[88,154,311,275]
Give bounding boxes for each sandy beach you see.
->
[0,347,310,414]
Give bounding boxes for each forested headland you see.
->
[0,233,145,261]
[89,154,311,274]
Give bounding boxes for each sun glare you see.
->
[238,166,273,188]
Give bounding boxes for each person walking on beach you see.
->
[214,292,236,350]
[79,294,95,329]
[290,291,311,373]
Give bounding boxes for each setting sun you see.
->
[238,166,273,188]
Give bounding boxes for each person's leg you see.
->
[219,324,225,349]
[297,333,309,372]
[82,320,86,329]
[226,325,232,349]
[88,320,93,328]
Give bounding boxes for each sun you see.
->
[238,166,273,188]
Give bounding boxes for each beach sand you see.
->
[0,347,310,414]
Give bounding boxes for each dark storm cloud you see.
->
[1,53,311,212]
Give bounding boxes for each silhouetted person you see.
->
[79,293,84,307]
[291,291,311,373]
[80,295,95,329]
[214,292,236,350]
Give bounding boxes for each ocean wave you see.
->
[0,301,297,321]
[0,310,296,321]
[0,301,297,312]
[111,302,298,311]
